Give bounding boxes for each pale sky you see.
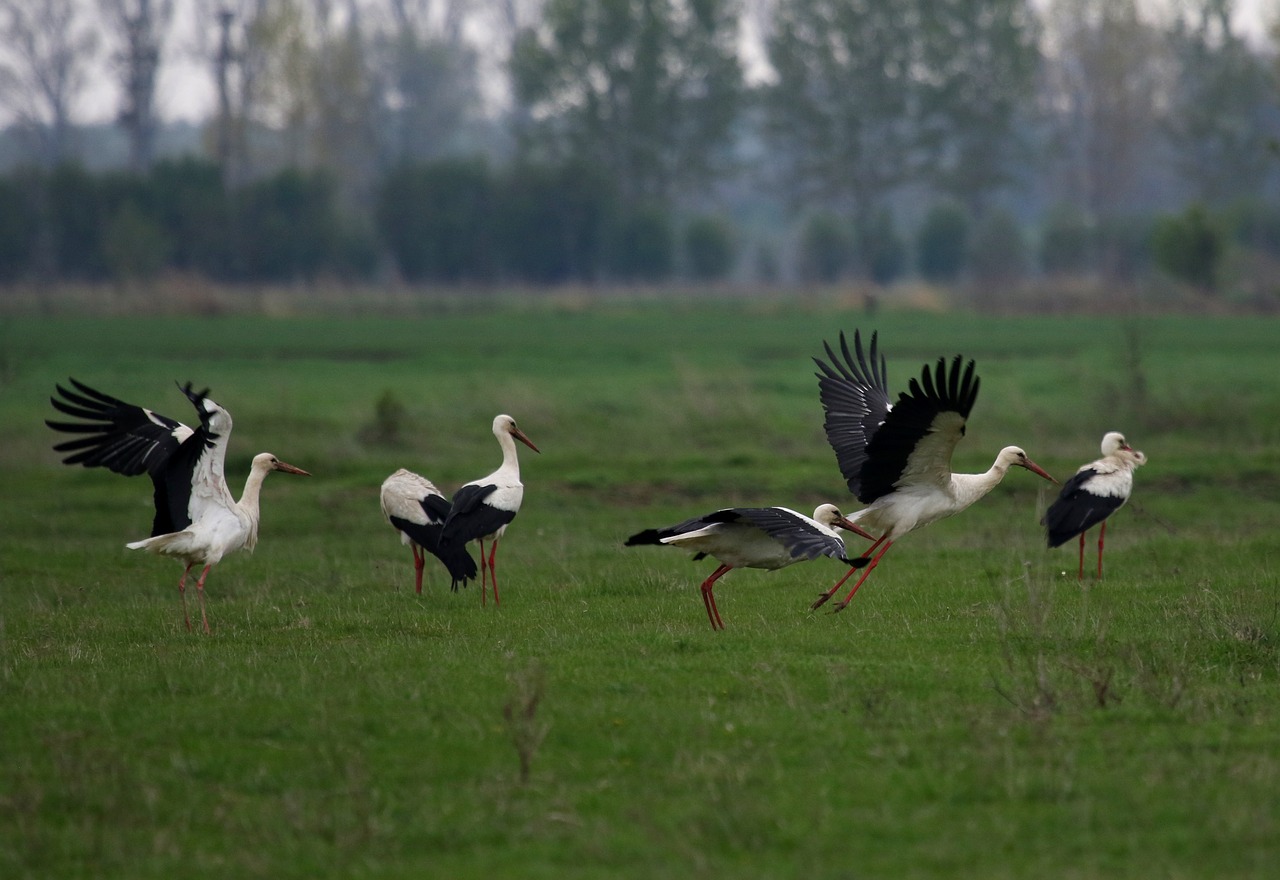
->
[55,0,1280,127]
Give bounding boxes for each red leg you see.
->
[489,539,501,607]
[178,562,195,632]
[1097,520,1107,580]
[478,538,489,606]
[832,540,894,612]
[812,535,886,610]
[1077,532,1086,581]
[412,544,425,594]
[195,564,213,634]
[812,566,859,611]
[700,564,732,630]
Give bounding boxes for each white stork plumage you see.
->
[810,330,1058,612]
[1043,431,1147,580]
[438,414,540,606]
[380,468,478,593]
[46,379,310,633]
[626,504,874,630]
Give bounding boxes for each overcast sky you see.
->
[51,0,1280,127]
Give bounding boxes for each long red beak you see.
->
[1021,458,1057,485]
[514,427,540,454]
[274,460,311,476]
[835,516,876,541]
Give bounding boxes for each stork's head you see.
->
[493,414,540,454]
[813,503,876,541]
[998,446,1058,484]
[1102,432,1146,467]
[252,452,311,476]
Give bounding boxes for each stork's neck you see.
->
[236,464,269,548]
[496,430,523,478]
[951,457,1013,513]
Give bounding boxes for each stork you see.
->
[46,379,310,633]
[380,469,478,594]
[438,414,540,606]
[626,504,874,630]
[810,330,1057,612]
[1043,432,1147,580]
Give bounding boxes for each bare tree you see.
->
[762,0,918,235]
[1039,0,1172,219]
[0,0,100,165]
[100,0,176,172]
[1163,0,1278,205]
[511,0,743,203]
[368,0,484,162]
[310,0,381,203]
[190,0,332,182]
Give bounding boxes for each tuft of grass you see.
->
[504,660,550,786]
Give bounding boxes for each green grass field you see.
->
[2,303,1279,878]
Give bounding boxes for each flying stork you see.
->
[438,414,540,607]
[810,330,1058,612]
[626,504,874,630]
[1043,431,1147,580]
[46,379,310,633]
[380,468,478,593]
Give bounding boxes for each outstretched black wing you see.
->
[707,507,851,563]
[626,507,851,564]
[47,379,193,476]
[814,330,979,503]
[48,379,224,536]
[813,330,893,501]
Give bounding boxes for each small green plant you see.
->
[1152,202,1226,292]
[358,390,408,447]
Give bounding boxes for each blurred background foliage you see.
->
[0,0,1277,304]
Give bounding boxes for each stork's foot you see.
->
[811,593,833,611]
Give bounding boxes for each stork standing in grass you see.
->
[1043,432,1147,580]
[46,379,310,633]
[438,414,540,607]
[810,330,1058,612]
[380,469,478,593]
[626,504,873,630]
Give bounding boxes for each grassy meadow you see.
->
[2,302,1279,878]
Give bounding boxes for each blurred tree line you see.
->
[0,0,1277,293]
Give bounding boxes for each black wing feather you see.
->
[711,508,851,563]
[47,379,188,476]
[627,507,850,564]
[419,493,452,523]
[48,379,222,537]
[626,512,723,546]
[1042,468,1125,548]
[812,330,894,501]
[390,513,478,589]
[814,331,980,503]
[148,383,222,536]
[439,483,514,547]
